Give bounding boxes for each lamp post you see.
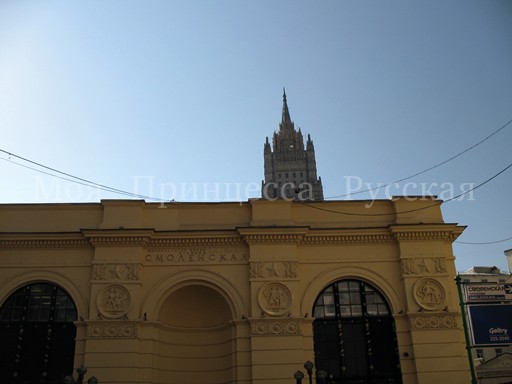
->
[316,370,328,384]
[293,361,330,384]
[293,370,305,384]
[303,360,314,384]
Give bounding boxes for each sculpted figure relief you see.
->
[258,282,292,316]
[97,285,131,319]
[414,278,445,311]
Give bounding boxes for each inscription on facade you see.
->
[144,247,248,264]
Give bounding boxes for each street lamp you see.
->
[304,361,314,384]
[293,370,305,384]
[316,370,328,384]
[62,365,98,384]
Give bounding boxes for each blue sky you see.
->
[1,0,511,272]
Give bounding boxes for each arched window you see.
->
[313,279,402,383]
[0,282,77,384]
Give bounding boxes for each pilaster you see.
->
[390,224,470,383]
[240,227,310,383]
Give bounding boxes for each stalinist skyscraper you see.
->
[262,90,324,201]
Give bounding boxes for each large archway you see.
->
[155,284,235,384]
[0,282,77,384]
[312,279,402,383]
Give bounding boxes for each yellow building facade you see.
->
[0,197,470,383]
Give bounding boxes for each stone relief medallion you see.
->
[97,285,131,319]
[413,278,446,311]
[258,282,292,316]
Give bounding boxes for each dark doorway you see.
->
[0,282,77,384]
[313,279,402,383]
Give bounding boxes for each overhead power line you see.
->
[298,160,512,217]
[455,235,512,245]
[325,118,512,200]
[0,150,168,203]
[0,117,511,205]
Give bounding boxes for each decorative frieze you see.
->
[87,321,139,338]
[87,236,150,247]
[401,257,447,275]
[92,263,142,281]
[148,236,243,247]
[303,234,393,245]
[0,237,90,249]
[250,261,297,279]
[409,314,459,330]
[251,319,302,336]
[243,234,305,244]
[393,231,452,241]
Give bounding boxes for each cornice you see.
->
[389,224,465,242]
[303,229,394,245]
[238,227,308,244]
[148,234,243,247]
[0,233,90,249]
[82,229,154,247]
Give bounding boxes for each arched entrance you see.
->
[0,282,77,384]
[312,279,402,383]
[156,284,235,384]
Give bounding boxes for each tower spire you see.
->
[282,87,291,125]
[262,90,324,201]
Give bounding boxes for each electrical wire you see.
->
[1,117,511,205]
[455,235,512,245]
[324,118,512,200]
[0,151,168,203]
[298,160,512,217]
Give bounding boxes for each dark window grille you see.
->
[313,279,402,384]
[0,282,77,384]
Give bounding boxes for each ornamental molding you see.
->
[86,236,150,247]
[86,321,139,338]
[302,233,394,245]
[409,314,459,330]
[238,227,308,245]
[0,234,90,249]
[82,229,153,247]
[148,236,243,247]
[393,231,453,241]
[242,233,305,244]
[390,224,464,242]
[250,319,302,336]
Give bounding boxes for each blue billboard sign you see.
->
[468,304,512,346]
